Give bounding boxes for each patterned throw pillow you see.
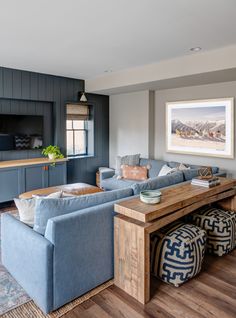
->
[121,165,148,181]
[187,206,236,256]
[15,135,30,149]
[150,222,206,287]
[115,154,140,178]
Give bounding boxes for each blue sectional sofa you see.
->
[100,158,226,190]
[1,188,133,314]
[1,158,226,314]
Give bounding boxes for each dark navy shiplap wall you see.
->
[67,93,109,185]
[0,67,109,185]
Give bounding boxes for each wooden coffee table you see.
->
[19,182,103,199]
[114,177,236,304]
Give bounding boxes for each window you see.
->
[66,104,89,156]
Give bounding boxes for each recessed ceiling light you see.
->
[190,47,202,52]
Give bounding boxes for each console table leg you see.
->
[114,216,150,304]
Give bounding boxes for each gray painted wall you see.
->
[109,91,150,168]
[109,81,236,177]
[155,81,236,177]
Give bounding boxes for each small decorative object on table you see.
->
[140,190,162,204]
[191,176,220,188]
[198,166,213,179]
[42,145,64,165]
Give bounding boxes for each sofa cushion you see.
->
[33,187,133,235]
[139,158,167,178]
[183,169,199,181]
[131,171,184,195]
[168,161,219,174]
[189,164,219,174]
[101,177,138,191]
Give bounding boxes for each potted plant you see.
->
[42,145,64,161]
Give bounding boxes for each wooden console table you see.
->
[114,178,236,304]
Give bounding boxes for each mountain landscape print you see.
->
[171,106,226,151]
[166,99,234,158]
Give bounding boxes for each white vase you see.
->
[48,153,56,160]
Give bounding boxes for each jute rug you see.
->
[1,280,113,318]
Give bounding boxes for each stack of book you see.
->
[191,176,220,188]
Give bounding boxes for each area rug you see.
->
[0,209,31,316]
[2,280,113,318]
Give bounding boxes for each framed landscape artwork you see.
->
[166,98,234,158]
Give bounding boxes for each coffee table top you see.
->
[19,183,103,199]
[114,177,236,223]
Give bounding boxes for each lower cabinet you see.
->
[0,161,67,203]
[0,168,23,202]
[24,165,48,192]
[48,163,67,187]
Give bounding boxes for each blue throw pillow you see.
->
[33,187,133,235]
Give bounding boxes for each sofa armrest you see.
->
[100,168,115,181]
[215,170,227,177]
[1,213,54,314]
[44,201,115,309]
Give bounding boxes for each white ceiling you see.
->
[0,0,236,80]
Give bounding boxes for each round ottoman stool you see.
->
[150,222,207,287]
[188,206,236,256]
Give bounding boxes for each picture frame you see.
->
[166,98,234,159]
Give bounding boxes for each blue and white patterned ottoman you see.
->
[150,222,207,287]
[188,206,236,256]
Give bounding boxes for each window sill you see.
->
[67,154,95,160]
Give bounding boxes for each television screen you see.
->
[0,114,44,151]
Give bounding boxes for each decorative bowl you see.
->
[140,190,162,204]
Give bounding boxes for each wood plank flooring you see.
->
[62,248,236,318]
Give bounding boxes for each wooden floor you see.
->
[62,249,236,318]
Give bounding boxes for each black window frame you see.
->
[66,119,88,156]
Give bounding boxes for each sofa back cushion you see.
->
[182,169,199,181]
[131,171,184,195]
[168,161,219,174]
[33,187,133,235]
[140,158,167,178]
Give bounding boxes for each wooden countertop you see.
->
[0,157,68,169]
